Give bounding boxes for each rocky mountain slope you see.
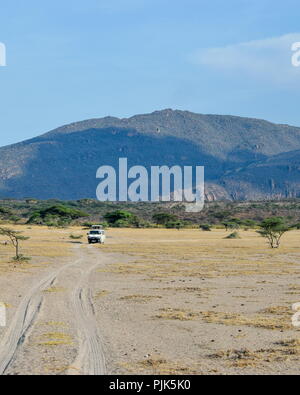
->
[1,109,300,200]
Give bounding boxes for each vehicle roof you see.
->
[89,230,104,233]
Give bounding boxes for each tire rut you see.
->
[0,259,80,375]
[0,247,107,375]
[68,258,106,375]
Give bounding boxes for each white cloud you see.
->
[192,33,300,85]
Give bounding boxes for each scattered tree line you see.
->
[27,205,88,227]
[0,200,298,250]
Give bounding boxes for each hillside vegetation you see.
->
[1,109,300,200]
[1,198,300,231]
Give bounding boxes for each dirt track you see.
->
[0,245,107,375]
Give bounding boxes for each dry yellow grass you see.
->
[100,229,300,280]
[37,332,73,347]
[43,364,69,374]
[210,338,300,368]
[200,310,292,330]
[94,290,110,299]
[43,286,66,294]
[120,294,162,303]
[0,225,82,274]
[120,356,198,374]
[155,308,199,321]
[41,321,68,328]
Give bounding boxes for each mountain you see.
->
[220,149,300,200]
[1,109,300,201]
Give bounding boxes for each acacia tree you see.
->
[222,221,239,231]
[257,218,290,249]
[0,227,30,260]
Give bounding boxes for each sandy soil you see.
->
[0,226,300,375]
[0,226,107,375]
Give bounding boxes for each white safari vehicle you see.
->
[91,225,103,230]
[87,229,106,244]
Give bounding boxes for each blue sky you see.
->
[1,0,300,146]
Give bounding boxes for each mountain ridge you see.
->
[1,109,300,201]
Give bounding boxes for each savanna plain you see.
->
[0,226,300,375]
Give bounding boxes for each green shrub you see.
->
[113,219,132,228]
[200,224,212,231]
[152,213,178,225]
[69,234,83,240]
[104,210,145,228]
[104,210,134,224]
[165,220,185,230]
[225,232,241,239]
[28,204,88,225]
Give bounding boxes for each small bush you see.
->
[200,224,212,231]
[82,222,94,228]
[113,219,132,228]
[153,213,178,225]
[165,221,185,230]
[69,234,83,240]
[12,254,31,262]
[225,232,241,239]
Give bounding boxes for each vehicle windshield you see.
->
[90,231,101,234]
